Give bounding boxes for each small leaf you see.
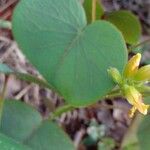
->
[83,0,104,23]
[0,100,42,142]
[105,10,141,44]
[25,121,75,150]
[98,137,115,150]
[123,143,139,150]
[12,0,127,106]
[0,100,75,150]
[0,133,31,150]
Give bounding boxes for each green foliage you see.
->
[1,100,42,141]
[144,96,150,104]
[98,137,115,150]
[105,10,141,45]
[123,143,139,150]
[12,0,127,106]
[25,121,74,150]
[0,133,31,150]
[122,97,150,150]
[0,0,149,149]
[83,0,104,23]
[138,115,150,150]
[0,100,75,150]
[137,98,150,150]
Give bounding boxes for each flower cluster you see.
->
[108,53,150,118]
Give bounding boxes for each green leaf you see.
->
[144,96,150,104]
[138,115,150,150]
[123,143,139,150]
[1,100,42,142]
[0,63,52,90]
[105,10,141,44]
[12,0,127,106]
[98,137,115,150]
[0,100,75,150]
[83,0,104,23]
[0,133,31,150]
[137,97,150,150]
[25,121,75,150]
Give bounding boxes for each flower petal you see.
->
[123,53,141,78]
[124,85,149,115]
[133,101,149,115]
[128,106,137,118]
[124,85,141,105]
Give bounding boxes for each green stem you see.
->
[49,105,75,120]
[0,19,12,29]
[92,0,96,22]
[121,113,142,149]
[105,92,122,99]
[0,76,9,124]
[129,38,150,51]
[106,87,122,99]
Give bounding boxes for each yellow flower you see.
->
[123,85,149,117]
[123,53,141,78]
[108,53,150,118]
[134,64,150,81]
[128,106,137,118]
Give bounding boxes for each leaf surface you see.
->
[12,0,127,106]
[0,100,75,150]
[105,10,141,44]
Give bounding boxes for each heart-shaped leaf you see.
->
[105,10,141,45]
[0,100,75,150]
[12,0,127,106]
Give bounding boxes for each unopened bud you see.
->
[123,53,141,78]
[108,67,122,84]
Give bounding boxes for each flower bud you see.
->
[123,53,141,78]
[108,67,122,84]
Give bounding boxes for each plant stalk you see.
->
[0,76,9,124]
[92,0,96,22]
[129,38,150,51]
[121,113,142,149]
[49,104,74,120]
